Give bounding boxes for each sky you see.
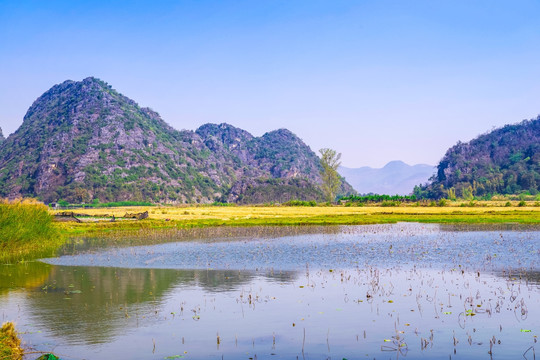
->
[1,0,539,168]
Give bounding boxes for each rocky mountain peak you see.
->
[196,123,254,152]
[0,77,355,203]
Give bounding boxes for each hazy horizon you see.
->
[1,1,539,168]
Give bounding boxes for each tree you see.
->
[319,148,341,202]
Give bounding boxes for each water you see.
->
[1,223,538,359]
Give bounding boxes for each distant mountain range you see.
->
[339,161,435,195]
[0,77,354,204]
[418,116,540,199]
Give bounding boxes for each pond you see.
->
[1,223,539,359]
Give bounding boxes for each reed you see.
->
[0,199,62,262]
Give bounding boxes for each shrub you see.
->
[284,199,317,207]
[518,200,526,207]
[211,202,235,207]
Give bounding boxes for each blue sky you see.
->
[1,0,539,167]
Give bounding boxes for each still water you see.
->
[1,223,539,359]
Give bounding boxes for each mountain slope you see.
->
[0,77,354,203]
[418,117,540,199]
[339,161,435,195]
[0,77,219,203]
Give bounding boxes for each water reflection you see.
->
[1,262,297,345]
[0,224,538,359]
[44,223,540,273]
[496,269,540,285]
[0,261,52,295]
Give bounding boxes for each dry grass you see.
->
[0,322,23,360]
[53,203,540,221]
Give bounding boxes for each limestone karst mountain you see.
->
[417,116,540,198]
[0,77,354,203]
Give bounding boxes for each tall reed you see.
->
[0,198,61,262]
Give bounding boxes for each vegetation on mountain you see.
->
[416,117,540,199]
[228,178,324,204]
[0,78,355,204]
[319,148,342,202]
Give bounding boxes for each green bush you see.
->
[211,202,236,207]
[283,199,317,207]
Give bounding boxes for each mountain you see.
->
[0,77,354,204]
[339,161,435,195]
[417,116,540,199]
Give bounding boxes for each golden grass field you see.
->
[51,202,540,235]
[54,203,538,218]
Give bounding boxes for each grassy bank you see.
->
[0,199,62,263]
[0,322,23,360]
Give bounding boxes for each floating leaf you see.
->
[443,311,452,314]
[521,329,532,332]
[164,356,184,359]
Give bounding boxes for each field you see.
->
[53,202,540,235]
